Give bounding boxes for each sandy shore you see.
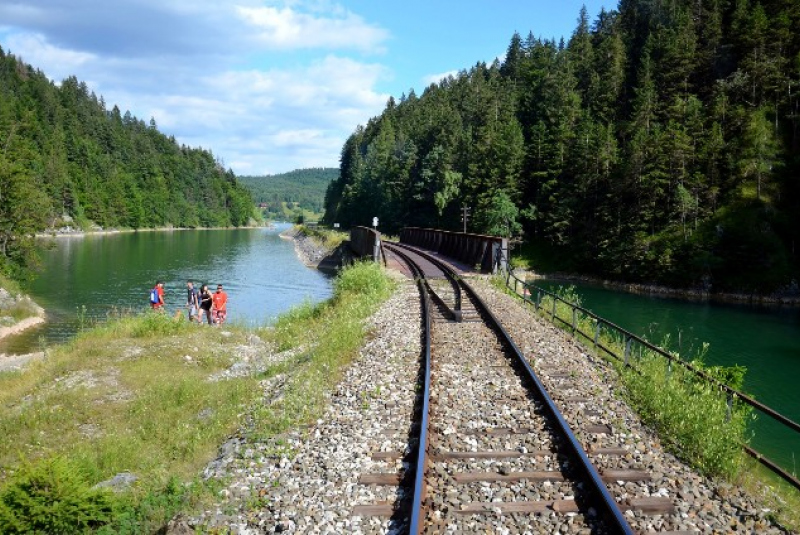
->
[0,316,47,372]
[0,315,45,341]
[519,270,800,307]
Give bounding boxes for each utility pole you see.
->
[461,204,471,233]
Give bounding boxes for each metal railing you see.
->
[400,227,507,273]
[500,263,800,491]
[349,226,383,264]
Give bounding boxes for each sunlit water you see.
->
[537,279,800,474]
[0,224,333,354]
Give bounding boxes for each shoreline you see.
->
[279,225,332,269]
[0,295,47,370]
[0,315,45,341]
[36,223,270,239]
[522,270,800,307]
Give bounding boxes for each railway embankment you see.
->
[182,269,793,533]
[280,224,350,272]
[1,231,795,532]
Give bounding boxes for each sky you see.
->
[0,0,613,176]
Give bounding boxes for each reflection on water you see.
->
[1,225,333,354]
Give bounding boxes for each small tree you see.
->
[479,189,522,238]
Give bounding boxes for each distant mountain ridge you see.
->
[239,168,338,216]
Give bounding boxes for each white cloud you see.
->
[5,32,95,81]
[270,129,324,146]
[0,1,392,175]
[421,69,459,87]
[235,4,388,51]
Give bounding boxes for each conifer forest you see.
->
[324,0,800,293]
[0,47,254,278]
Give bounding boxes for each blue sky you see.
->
[0,0,613,175]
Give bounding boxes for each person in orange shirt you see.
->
[150,281,165,311]
[211,284,228,325]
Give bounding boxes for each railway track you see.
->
[355,243,676,534]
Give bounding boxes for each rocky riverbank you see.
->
[280,225,349,271]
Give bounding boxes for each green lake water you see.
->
[0,224,333,354]
[537,279,800,476]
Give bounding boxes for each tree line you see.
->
[324,0,800,293]
[0,47,255,279]
[238,168,337,216]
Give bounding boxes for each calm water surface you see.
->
[537,279,800,473]
[0,224,332,354]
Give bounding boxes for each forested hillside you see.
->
[239,168,337,217]
[0,47,254,278]
[324,0,800,293]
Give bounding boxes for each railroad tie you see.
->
[452,496,673,515]
[358,472,403,485]
[589,446,629,456]
[431,449,552,461]
[600,469,651,482]
[352,501,410,517]
[452,471,565,483]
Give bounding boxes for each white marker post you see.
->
[372,217,379,262]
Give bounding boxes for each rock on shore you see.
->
[280,226,348,271]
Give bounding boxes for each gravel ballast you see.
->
[182,269,792,534]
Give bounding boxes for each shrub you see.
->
[622,354,751,478]
[333,261,391,302]
[131,311,191,338]
[0,457,116,534]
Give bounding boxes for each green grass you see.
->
[494,274,800,531]
[0,261,394,532]
[499,276,751,476]
[298,224,347,251]
[250,261,393,438]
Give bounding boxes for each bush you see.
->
[622,354,751,478]
[97,477,186,534]
[0,457,116,534]
[131,311,191,338]
[333,261,391,303]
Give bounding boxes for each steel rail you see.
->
[504,267,800,491]
[385,244,433,533]
[384,242,461,322]
[408,247,636,535]
[390,241,463,321]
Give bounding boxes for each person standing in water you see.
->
[199,284,213,325]
[186,280,200,322]
[212,284,228,325]
[150,281,165,311]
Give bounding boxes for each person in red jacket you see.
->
[150,281,165,311]
[211,284,228,325]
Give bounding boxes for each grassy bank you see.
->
[298,224,347,250]
[0,261,392,533]
[493,276,800,530]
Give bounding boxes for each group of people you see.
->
[149,280,228,325]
